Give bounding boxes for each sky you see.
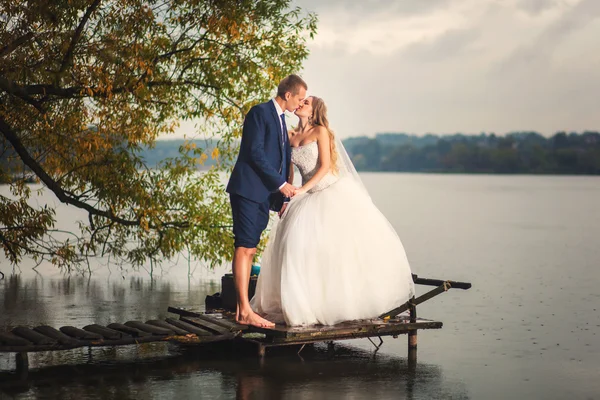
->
[175,0,600,139]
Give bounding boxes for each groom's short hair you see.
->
[277,74,307,98]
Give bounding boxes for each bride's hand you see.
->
[295,186,308,196]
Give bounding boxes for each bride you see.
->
[250,96,415,326]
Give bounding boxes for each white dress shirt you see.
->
[272,98,285,134]
[272,99,287,191]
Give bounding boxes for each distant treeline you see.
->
[4,132,600,182]
[343,131,600,174]
[0,139,216,179]
[135,139,218,168]
[0,139,219,183]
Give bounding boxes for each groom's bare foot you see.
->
[237,310,275,328]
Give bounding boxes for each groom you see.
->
[226,74,307,327]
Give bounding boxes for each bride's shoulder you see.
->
[314,125,329,140]
[312,125,327,134]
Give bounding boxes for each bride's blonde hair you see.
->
[310,96,338,174]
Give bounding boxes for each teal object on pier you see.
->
[251,265,261,276]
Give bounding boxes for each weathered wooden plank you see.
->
[88,336,164,346]
[164,318,213,337]
[60,326,103,340]
[240,320,443,347]
[180,317,231,335]
[167,307,248,332]
[33,326,80,346]
[145,320,189,336]
[0,332,32,346]
[270,321,443,343]
[379,283,450,319]
[107,323,151,337]
[245,318,362,337]
[83,324,129,340]
[90,332,236,347]
[167,306,202,318]
[245,324,294,338]
[0,336,162,351]
[171,332,236,345]
[247,318,443,339]
[412,274,472,290]
[124,321,173,336]
[193,313,248,332]
[0,333,235,352]
[11,327,56,345]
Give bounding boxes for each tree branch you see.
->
[17,83,81,97]
[0,32,34,58]
[157,29,206,61]
[2,233,76,264]
[0,76,45,112]
[0,116,140,227]
[20,80,219,99]
[0,230,18,261]
[57,158,112,184]
[58,0,102,75]
[0,118,194,233]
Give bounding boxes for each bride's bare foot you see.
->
[237,310,275,328]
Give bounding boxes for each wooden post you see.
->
[408,296,417,363]
[16,352,29,378]
[257,343,266,359]
[379,281,452,320]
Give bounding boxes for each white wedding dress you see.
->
[250,141,415,326]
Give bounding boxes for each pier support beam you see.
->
[407,296,417,363]
[257,343,266,359]
[15,352,29,378]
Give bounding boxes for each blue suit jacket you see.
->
[226,101,291,210]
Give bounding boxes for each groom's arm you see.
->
[283,161,294,202]
[244,107,286,192]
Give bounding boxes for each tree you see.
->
[0,0,317,270]
[351,138,381,171]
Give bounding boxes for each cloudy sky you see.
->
[171,0,599,140]
[289,0,600,138]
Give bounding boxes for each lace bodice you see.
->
[291,141,338,193]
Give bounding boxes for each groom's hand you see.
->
[279,183,296,198]
[278,203,288,218]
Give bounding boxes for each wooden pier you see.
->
[0,315,235,377]
[167,307,443,359]
[0,274,470,376]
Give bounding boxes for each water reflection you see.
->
[1,273,217,333]
[1,275,469,399]
[4,174,600,398]
[1,344,469,400]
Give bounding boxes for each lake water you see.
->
[1,173,599,399]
